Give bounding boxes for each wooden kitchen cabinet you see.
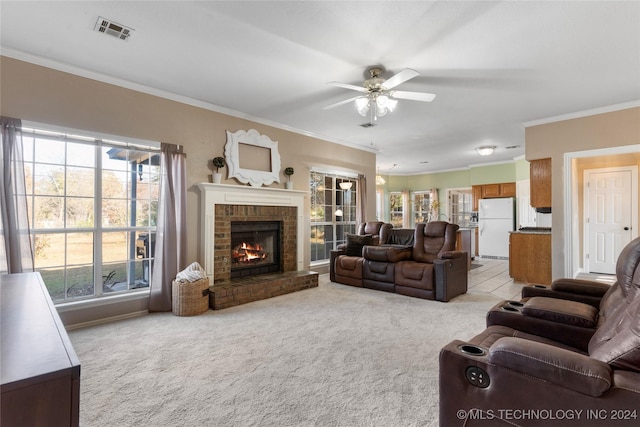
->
[481,183,501,198]
[472,185,483,211]
[473,182,516,210]
[456,229,472,270]
[509,232,552,285]
[1,272,80,426]
[530,158,551,208]
[500,182,516,197]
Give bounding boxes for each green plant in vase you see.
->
[212,157,225,183]
[284,167,294,189]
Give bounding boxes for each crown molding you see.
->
[522,100,640,127]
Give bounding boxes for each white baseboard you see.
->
[65,310,149,331]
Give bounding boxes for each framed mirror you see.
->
[224,129,281,187]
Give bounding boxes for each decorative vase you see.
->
[213,172,222,184]
[285,181,293,189]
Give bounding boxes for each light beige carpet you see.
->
[69,276,502,427]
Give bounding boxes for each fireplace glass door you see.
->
[230,221,281,278]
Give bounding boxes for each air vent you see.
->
[360,122,376,128]
[94,17,133,41]
[419,161,429,164]
[505,145,520,149]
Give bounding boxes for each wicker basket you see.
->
[172,278,210,316]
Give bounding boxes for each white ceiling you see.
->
[1,1,639,174]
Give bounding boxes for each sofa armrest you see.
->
[440,250,466,260]
[521,284,604,309]
[488,337,612,397]
[362,245,412,263]
[329,249,346,282]
[522,297,599,328]
[551,278,611,296]
[433,254,468,302]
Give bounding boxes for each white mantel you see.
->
[196,183,307,282]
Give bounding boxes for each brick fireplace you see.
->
[214,204,296,284]
[196,183,312,304]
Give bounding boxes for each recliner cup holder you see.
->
[459,345,487,356]
[501,305,520,312]
[506,301,524,307]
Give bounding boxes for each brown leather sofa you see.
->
[331,221,468,302]
[439,237,640,426]
[330,222,411,285]
[485,236,640,350]
[329,221,392,286]
[394,221,468,301]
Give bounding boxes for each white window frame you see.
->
[20,122,161,305]
[309,170,358,265]
[411,190,433,226]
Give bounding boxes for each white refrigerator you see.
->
[478,197,515,258]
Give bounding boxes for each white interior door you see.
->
[584,167,637,274]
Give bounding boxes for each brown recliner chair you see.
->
[486,237,640,350]
[330,221,393,286]
[356,221,392,246]
[392,221,468,301]
[440,284,640,426]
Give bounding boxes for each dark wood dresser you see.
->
[1,272,80,426]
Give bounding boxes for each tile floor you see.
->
[467,257,616,301]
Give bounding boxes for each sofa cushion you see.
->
[589,296,640,372]
[337,256,362,272]
[345,234,373,256]
[395,261,434,290]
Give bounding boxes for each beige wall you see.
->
[1,56,377,325]
[0,56,377,267]
[525,106,640,279]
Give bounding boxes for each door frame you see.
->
[564,145,640,278]
[582,166,638,273]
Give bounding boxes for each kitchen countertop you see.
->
[511,227,551,234]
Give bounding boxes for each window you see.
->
[376,188,383,221]
[310,171,357,263]
[21,126,160,303]
[448,189,473,226]
[412,191,432,224]
[389,192,405,227]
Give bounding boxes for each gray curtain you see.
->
[357,174,367,225]
[1,116,34,273]
[149,143,187,312]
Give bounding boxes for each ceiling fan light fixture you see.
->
[387,98,398,112]
[476,145,496,156]
[355,97,370,116]
[376,95,389,108]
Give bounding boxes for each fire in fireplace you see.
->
[232,241,268,264]
[230,221,281,278]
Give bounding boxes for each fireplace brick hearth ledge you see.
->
[197,183,316,308]
[210,270,318,309]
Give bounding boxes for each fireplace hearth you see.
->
[197,183,317,309]
[230,221,281,278]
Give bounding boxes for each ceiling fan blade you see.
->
[392,90,436,102]
[323,96,360,110]
[382,68,419,90]
[327,81,368,93]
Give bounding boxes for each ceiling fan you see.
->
[323,67,436,119]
